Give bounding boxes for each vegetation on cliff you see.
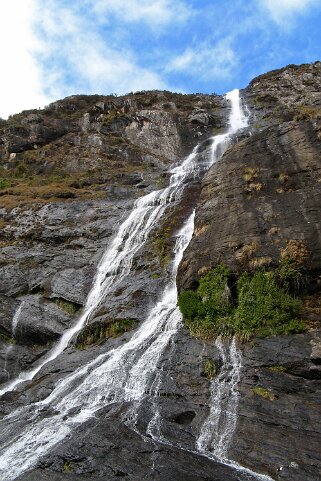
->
[178,262,307,341]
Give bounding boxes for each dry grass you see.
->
[281,240,309,266]
[235,241,258,262]
[197,266,211,277]
[278,172,289,184]
[243,167,259,182]
[268,226,280,236]
[293,106,321,121]
[195,224,209,237]
[249,257,273,269]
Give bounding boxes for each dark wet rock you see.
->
[177,62,321,481]
[48,268,91,305]
[231,332,321,481]
[178,121,321,291]
[15,415,249,481]
[13,295,72,345]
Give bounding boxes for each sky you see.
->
[0,0,320,118]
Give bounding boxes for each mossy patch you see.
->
[0,330,16,344]
[268,365,286,373]
[178,265,307,341]
[203,359,217,379]
[153,234,171,269]
[252,386,277,400]
[54,298,81,315]
[76,318,137,349]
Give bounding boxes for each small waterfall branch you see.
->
[196,336,242,460]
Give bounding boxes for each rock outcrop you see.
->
[177,61,321,480]
[0,91,228,380]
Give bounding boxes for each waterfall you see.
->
[0,89,253,481]
[11,302,23,337]
[1,89,247,397]
[1,302,23,381]
[196,337,242,460]
[0,147,205,396]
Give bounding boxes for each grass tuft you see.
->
[252,386,277,400]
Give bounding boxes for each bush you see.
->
[179,266,306,341]
[235,271,301,336]
[275,259,306,294]
[0,177,11,190]
[178,266,233,339]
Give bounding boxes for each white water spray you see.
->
[11,302,23,337]
[197,337,242,460]
[0,150,206,396]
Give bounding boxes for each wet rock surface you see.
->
[178,121,321,290]
[177,62,321,480]
[232,332,321,481]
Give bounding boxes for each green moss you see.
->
[153,235,171,269]
[63,461,74,472]
[151,273,161,279]
[268,365,286,372]
[178,266,306,341]
[252,386,277,400]
[76,318,137,349]
[0,330,16,344]
[0,177,11,190]
[203,359,217,379]
[54,298,80,315]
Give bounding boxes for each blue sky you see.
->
[0,0,320,118]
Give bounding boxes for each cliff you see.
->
[178,61,321,480]
[0,91,227,374]
[0,63,320,481]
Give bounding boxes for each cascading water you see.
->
[0,145,206,397]
[2,302,23,380]
[196,336,242,461]
[0,89,261,481]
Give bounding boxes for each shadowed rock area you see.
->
[178,62,321,481]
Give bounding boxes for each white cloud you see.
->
[68,41,170,94]
[0,0,179,118]
[90,0,192,28]
[0,0,51,118]
[167,38,237,81]
[37,3,171,97]
[261,0,317,23]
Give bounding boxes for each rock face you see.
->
[0,90,228,379]
[0,63,321,481]
[178,121,321,289]
[177,61,321,481]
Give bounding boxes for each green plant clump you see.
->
[54,298,80,315]
[203,359,217,379]
[76,318,137,349]
[252,386,277,401]
[178,266,233,339]
[0,177,11,190]
[178,265,306,341]
[235,271,302,337]
[268,365,286,373]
